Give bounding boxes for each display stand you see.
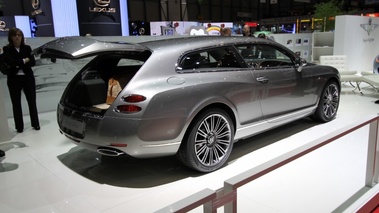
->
[271,33,312,62]
[0,83,11,142]
[334,15,379,73]
[311,32,334,63]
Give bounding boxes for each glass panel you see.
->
[179,47,242,71]
[237,44,294,68]
[117,58,144,66]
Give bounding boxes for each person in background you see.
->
[258,33,267,39]
[374,55,379,74]
[2,28,40,133]
[220,27,232,36]
[243,24,253,37]
[258,32,275,41]
[373,55,379,104]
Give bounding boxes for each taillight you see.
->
[116,105,142,113]
[116,94,146,113]
[122,94,146,103]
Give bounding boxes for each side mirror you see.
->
[295,57,307,72]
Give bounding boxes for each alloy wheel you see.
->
[194,113,232,167]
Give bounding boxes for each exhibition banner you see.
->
[76,0,122,36]
[22,0,55,37]
[366,0,379,5]
[0,16,15,37]
[270,0,277,4]
[334,15,379,72]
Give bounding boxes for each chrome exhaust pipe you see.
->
[97,148,125,156]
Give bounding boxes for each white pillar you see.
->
[51,0,80,37]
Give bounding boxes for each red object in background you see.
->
[365,13,379,17]
[245,21,258,27]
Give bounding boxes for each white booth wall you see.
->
[271,33,312,61]
[334,15,379,73]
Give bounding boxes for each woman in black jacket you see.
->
[2,28,40,133]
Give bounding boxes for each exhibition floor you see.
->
[1,83,379,213]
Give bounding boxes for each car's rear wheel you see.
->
[311,80,340,122]
[177,108,234,172]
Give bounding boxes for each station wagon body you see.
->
[36,36,340,172]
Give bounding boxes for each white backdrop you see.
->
[334,15,379,73]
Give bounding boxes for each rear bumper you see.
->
[57,104,182,158]
[61,130,181,158]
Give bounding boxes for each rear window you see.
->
[117,58,145,66]
[89,51,150,71]
[76,51,151,85]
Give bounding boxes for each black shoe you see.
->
[375,100,379,104]
[33,126,40,130]
[17,129,23,133]
[0,149,5,157]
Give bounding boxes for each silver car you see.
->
[37,36,340,172]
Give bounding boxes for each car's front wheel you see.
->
[177,108,234,172]
[311,80,340,122]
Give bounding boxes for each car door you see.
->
[237,44,316,122]
[177,46,265,126]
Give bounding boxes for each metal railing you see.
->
[155,114,379,213]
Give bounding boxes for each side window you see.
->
[237,45,294,68]
[178,47,242,71]
[180,53,209,70]
[239,45,258,59]
[257,45,277,60]
[216,49,242,68]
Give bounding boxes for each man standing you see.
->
[243,24,253,37]
[221,27,232,36]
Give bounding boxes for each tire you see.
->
[177,108,234,172]
[311,80,340,122]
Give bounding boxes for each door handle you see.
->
[256,76,269,83]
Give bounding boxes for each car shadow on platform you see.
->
[57,117,317,188]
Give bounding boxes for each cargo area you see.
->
[61,52,150,114]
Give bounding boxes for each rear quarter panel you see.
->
[122,67,264,142]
